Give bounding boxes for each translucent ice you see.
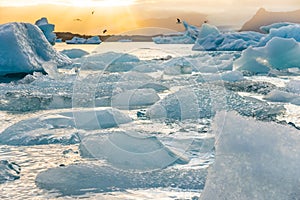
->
[146,83,283,121]
[35,17,56,45]
[193,31,263,51]
[0,108,132,145]
[260,22,298,33]
[234,37,300,74]
[60,49,89,59]
[111,88,160,110]
[200,111,300,200]
[0,22,71,75]
[80,131,189,170]
[36,164,206,196]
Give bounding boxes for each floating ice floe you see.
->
[35,17,56,45]
[36,164,206,196]
[60,49,89,59]
[75,51,140,71]
[152,21,219,44]
[66,36,101,44]
[286,80,300,94]
[0,160,21,184]
[80,131,189,170]
[0,108,132,146]
[193,31,263,51]
[200,111,300,200]
[258,24,300,46]
[260,22,298,33]
[234,37,300,74]
[0,22,71,76]
[111,88,160,109]
[85,36,101,44]
[264,89,300,105]
[146,83,284,121]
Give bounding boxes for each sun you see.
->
[71,0,135,7]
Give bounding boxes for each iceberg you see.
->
[0,108,132,146]
[80,131,188,170]
[152,21,219,44]
[0,160,21,184]
[200,111,300,200]
[65,36,86,44]
[258,24,300,46]
[0,22,71,76]
[60,49,89,59]
[36,164,206,196]
[234,37,300,74]
[86,36,101,44]
[193,31,263,51]
[66,36,101,44]
[260,22,298,33]
[35,17,56,45]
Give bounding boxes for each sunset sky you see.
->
[1,0,300,34]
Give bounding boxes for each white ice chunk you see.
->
[260,22,298,33]
[111,88,160,109]
[0,22,71,75]
[60,49,89,59]
[200,111,300,200]
[36,164,206,196]
[258,24,300,46]
[193,31,263,51]
[35,17,56,45]
[0,108,132,145]
[85,36,101,44]
[146,84,283,121]
[234,37,300,74]
[80,131,189,170]
[264,89,300,105]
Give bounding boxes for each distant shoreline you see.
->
[55,32,164,42]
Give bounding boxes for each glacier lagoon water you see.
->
[0,42,299,200]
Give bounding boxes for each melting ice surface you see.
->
[201,111,300,200]
[0,39,299,200]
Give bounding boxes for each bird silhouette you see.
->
[92,11,95,15]
[103,29,107,34]
[176,18,181,24]
[204,20,208,23]
[73,18,82,22]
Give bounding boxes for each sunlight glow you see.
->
[70,0,135,7]
[0,0,136,7]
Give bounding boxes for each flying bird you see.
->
[103,29,107,34]
[176,18,181,24]
[92,11,95,15]
[204,20,208,23]
[73,18,82,22]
